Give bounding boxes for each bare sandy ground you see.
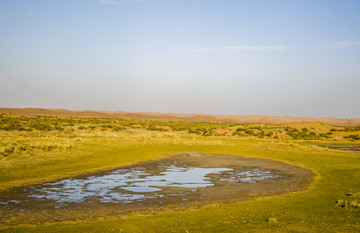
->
[1,107,359,126]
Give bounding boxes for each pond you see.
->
[0,153,314,226]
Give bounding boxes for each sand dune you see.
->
[0,108,359,126]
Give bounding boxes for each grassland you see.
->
[0,113,360,232]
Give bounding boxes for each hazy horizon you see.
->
[1,0,360,118]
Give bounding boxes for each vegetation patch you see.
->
[0,113,359,232]
[336,192,360,209]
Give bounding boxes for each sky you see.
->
[0,0,360,118]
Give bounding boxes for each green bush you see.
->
[344,134,360,140]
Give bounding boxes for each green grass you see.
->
[1,115,360,232]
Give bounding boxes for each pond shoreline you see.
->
[0,153,315,227]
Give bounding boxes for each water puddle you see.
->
[27,166,236,204]
[0,153,314,225]
[1,158,279,206]
[310,145,360,153]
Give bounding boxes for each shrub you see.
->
[344,135,360,140]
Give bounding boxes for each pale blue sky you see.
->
[1,0,360,118]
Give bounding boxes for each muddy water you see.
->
[0,154,314,226]
[310,145,360,153]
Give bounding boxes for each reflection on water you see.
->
[0,154,280,207]
[26,165,279,204]
[310,145,360,153]
[220,168,280,183]
[28,166,233,204]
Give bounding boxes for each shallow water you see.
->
[26,165,278,205]
[0,154,280,207]
[0,153,315,226]
[310,145,360,153]
[27,166,233,204]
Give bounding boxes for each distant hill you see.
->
[0,108,359,126]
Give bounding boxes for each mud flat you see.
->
[0,154,314,226]
[310,145,360,153]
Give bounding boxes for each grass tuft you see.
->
[266,216,278,224]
